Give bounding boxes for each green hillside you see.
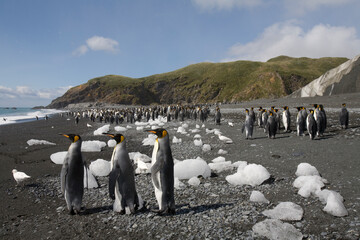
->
[48,56,348,108]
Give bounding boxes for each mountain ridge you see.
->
[47,56,349,108]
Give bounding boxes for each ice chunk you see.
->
[202,144,211,152]
[82,140,107,152]
[177,126,187,134]
[142,134,157,146]
[217,149,228,155]
[188,177,200,186]
[131,152,151,163]
[226,163,270,186]
[114,126,127,132]
[250,190,269,204]
[195,124,200,129]
[252,219,303,240]
[172,136,182,144]
[50,151,68,164]
[27,139,56,146]
[316,189,344,204]
[107,139,116,148]
[194,139,203,146]
[89,159,111,177]
[135,160,151,174]
[84,167,99,189]
[208,161,233,173]
[233,161,247,169]
[212,156,225,163]
[174,158,211,179]
[94,124,110,135]
[263,202,303,221]
[191,129,200,133]
[218,135,233,144]
[174,177,185,189]
[136,126,144,131]
[193,134,202,139]
[320,190,348,217]
[293,175,327,198]
[295,163,320,176]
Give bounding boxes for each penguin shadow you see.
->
[81,205,112,215]
[175,202,234,216]
[272,135,290,139]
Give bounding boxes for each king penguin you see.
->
[339,103,349,129]
[60,134,85,215]
[295,107,306,136]
[282,106,291,132]
[146,128,175,215]
[306,110,317,140]
[242,109,254,139]
[266,112,277,139]
[106,133,143,214]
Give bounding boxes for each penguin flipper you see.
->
[241,124,245,133]
[60,155,70,195]
[151,157,164,189]
[109,168,120,200]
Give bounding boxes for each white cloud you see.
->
[222,21,360,62]
[284,0,354,16]
[86,36,119,52]
[73,36,119,56]
[192,0,263,10]
[0,85,72,100]
[73,45,89,56]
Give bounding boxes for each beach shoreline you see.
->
[1,94,360,239]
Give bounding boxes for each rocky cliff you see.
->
[290,54,360,98]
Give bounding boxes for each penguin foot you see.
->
[69,209,75,215]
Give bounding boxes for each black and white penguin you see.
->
[314,104,326,137]
[282,106,291,132]
[339,103,349,129]
[242,109,254,139]
[106,134,143,214]
[262,109,269,133]
[257,107,264,128]
[296,107,306,136]
[306,110,317,140]
[215,107,221,125]
[60,134,85,215]
[146,128,175,215]
[266,112,277,139]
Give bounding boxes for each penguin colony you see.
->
[54,103,349,215]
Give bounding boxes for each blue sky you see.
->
[1,0,360,107]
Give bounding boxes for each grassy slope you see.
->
[49,56,348,107]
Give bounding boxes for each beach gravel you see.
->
[1,94,360,239]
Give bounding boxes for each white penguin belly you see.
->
[113,181,123,212]
[152,140,163,208]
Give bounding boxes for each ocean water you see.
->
[0,107,65,125]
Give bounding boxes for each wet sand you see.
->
[1,93,360,239]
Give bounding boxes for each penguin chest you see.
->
[151,140,163,207]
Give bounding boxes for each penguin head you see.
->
[274,109,278,113]
[61,134,81,143]
[146,128,168,139]
[309,109,314,114]
[319,104,324,110]
[312,104,319,108]
[104,133,124,144]
[245,109,249,113]
[342,103,346,107]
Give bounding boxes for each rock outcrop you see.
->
[290,54,360,98]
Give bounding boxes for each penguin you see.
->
[273,109,281,130]
[241,109,254,139]
[306,110,317,140]
[282,106,291,132]
[60,134,85,215]
[106,133,143,214]
[339,103,349,129]
[295,107,306,136]
[313,104,326,137]
[146,128,175,215]
[215,107,221,125]
[266,112,277,139]
[257,107,263,128]
[262,109,268,133]
[249,107,256,123]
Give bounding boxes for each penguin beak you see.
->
[103,133,115,138]
[144,130,157,134]
[59,133,69,138]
